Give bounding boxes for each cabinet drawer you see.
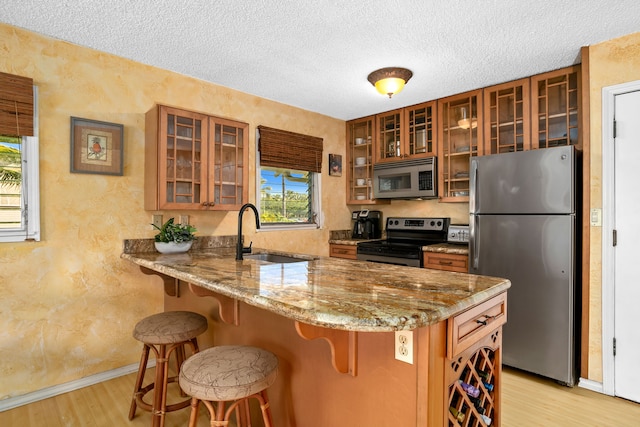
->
[423,252,468,273]
[330,244,357,260]
[447,292,507,359]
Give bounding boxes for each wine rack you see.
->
[447,332,500,426]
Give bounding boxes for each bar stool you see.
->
[179,345,278,427]
[128,311,208,427]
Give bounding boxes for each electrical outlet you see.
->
[152,214,163,229]
[179,215,189,225]
[395,330,413,364]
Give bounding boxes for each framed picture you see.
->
[70,117,124,175]
[329,153,342,177]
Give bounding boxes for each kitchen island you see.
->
[122,239,509,426]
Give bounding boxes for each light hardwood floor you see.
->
[1,367,640,426]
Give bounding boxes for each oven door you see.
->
[356,252,422,268]
[373,157,436,199]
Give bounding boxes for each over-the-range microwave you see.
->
[373,157,437,199]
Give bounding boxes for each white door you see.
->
[613,89,640,403]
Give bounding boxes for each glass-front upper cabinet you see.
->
[531,66,580,149]
[145,105,248,211]
[146,105,209,210]
[346,116,379,204]
[437,89,482,202]
[375,109,403,162]
[483,79,530,154]
[210,118,248,210]
[405,101,437,158]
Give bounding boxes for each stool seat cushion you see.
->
[133,311,208,345]
[179,345,278,402]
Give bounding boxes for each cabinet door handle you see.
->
[439,260,453,265]
[475,314,498,326]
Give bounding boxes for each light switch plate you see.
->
[590,208,602,227]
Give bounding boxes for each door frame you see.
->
[601,80,640,396]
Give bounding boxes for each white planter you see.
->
[154,241,193,254]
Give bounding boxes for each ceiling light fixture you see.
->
[367,67,413,98]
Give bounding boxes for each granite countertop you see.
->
[423,243,469,255]
[121,243,508,332]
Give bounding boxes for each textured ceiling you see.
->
[2,1,639,120]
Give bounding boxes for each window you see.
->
[257,126,323,229]
[0,86,39,242]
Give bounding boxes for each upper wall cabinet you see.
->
[405,101,437,158]
[346,116,389,204]
[438,89,483,202]
[145,105,248,211]
[375,108,404,162]
[374,102,436,163]
[530,65,581,149]
[483,78,531,154]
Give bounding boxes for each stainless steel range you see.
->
[356,217,450,268]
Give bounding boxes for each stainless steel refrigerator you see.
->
[469,145,578,385]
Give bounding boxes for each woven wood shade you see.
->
[0,72,34,137]
[258,125,323,173]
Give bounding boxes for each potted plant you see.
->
[152,217,197,254]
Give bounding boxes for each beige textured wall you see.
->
[585,32,640,382]
[0,23,352,399]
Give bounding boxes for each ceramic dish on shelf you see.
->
[355,195,366,200]
[452,191,469,197]
[355,157,366,165]
[454,171,469,178]
[455,146,470,153]
[356,178,366,186]
[355,138,365,145]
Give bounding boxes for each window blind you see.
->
[258,125,323,173]
[0,71,34,137]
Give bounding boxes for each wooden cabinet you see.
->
[375,103,436,163]
[438,90,483,202]
[483,78,531,154]
[329,244,357,260]
[446,293,506,427]
[531,65,581,149]
[375,109,403,162]
[145,105,248,211]
[423,252,469,273]
[346,116,389,205]
[405,101,437,158]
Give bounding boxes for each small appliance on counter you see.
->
[447,224,469,245]
[351,210,382,239]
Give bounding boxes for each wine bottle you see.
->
[477,369,490,381]
[480,414,492,425]
[482,381,494,392]
[458,379,480,398]
[467,395,485,414]
[449,406,465,423]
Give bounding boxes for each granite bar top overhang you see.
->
[121,246,509,332]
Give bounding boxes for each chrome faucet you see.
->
[236,203,261,260]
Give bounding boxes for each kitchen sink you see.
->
[243,253,314,263]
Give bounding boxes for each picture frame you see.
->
[329,153,342,177]
[70,117,124,175]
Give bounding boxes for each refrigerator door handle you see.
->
[471,214,479,270]
[470,159,478,213]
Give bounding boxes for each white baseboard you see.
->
[0,360,155,413]
[578,377,607,394]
